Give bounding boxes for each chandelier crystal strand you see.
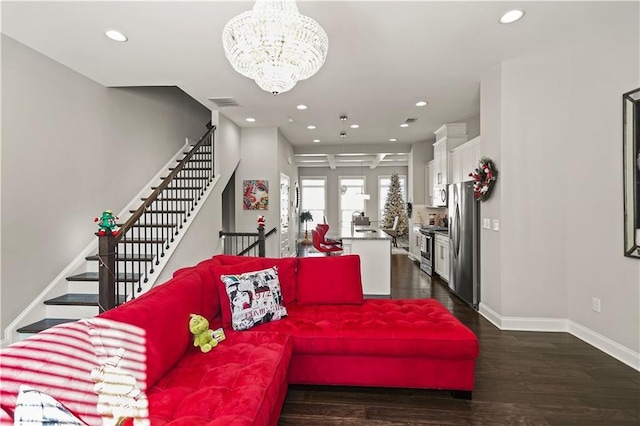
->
[222,0,328,95]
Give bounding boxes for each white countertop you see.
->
[336,225,392,240]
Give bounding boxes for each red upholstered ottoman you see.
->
[145,331,292,426]
[254,299,479,394]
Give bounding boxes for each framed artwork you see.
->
[623,87,640,258]
[243,180,269,210]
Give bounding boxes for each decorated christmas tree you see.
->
[381,172,408,235]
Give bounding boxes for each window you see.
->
[379,175,406,219]
[339,176,366,228]
[300,177,326,229]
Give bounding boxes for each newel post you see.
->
[97,233,117,312]
[257,215,266,257]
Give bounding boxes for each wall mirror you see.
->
[623,87,640,258]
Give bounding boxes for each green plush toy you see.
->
[189,313,218,353]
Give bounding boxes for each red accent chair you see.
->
[316,224,342,246]
[312,229,343,255]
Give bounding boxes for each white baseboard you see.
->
[478,303,640,372]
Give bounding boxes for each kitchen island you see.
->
[336,226,392,296]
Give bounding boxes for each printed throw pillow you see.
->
[221,267,287,331]
[13,385,87,425]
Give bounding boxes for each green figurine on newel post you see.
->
[95,210,120,236]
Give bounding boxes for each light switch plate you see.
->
[492,219,500,231]
[483,218,491,229]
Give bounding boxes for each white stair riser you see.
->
[66,281,130,295]
[45,304,99,318]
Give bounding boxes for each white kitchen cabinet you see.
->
[449,136,482,183]
[410,226,422,260]
[432,124,468,205]
[434,234,449,282]
[425,161,434,207]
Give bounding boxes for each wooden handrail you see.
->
[115,125,216,242]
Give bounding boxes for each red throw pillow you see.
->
[210,260,266,328]
[296,255,364,305]
[258,257,297,305]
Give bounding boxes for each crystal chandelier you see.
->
[222,0,329,95]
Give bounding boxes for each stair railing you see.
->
[219,224,277,257]
[97,125,216,312]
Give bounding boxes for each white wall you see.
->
[235,127,280,257]
[480,4,640,360]
[1,36,211,330]
[409,141,431,206]
[479,65,503,315]
[298,165,409,232]
[277,130,299,257]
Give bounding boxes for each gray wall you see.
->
[1,36,211,330]
[480,3,640,356]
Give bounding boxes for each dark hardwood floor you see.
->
[279,252,640,425]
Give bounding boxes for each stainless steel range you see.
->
[419,226,448,276]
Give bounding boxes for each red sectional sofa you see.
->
[0,254,479,426]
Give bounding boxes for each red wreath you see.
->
[469,157,498,201]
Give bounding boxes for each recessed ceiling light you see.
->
[415,101,428,107]
[499,9,525,24]
[246,117,256,122]
[307,125,316,130]
[400,124,409,128]
[313,139,320,143]
[350,124,360,129]
[297,104,308,110]
[389,138,397,142]
[105,30,128,42]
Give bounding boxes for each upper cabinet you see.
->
[450,136,482,183]
[432,124,468,206]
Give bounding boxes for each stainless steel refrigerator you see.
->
[447,181,480,310]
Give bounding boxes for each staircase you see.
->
[16,125,216,337]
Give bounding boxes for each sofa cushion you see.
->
[221,267,288,331]
[253,299,479,359]
[296,255,363,305]
[211,260,266,328]
[145,331,292,425]
[98,269,206,389]
[13,385,87,426]
[212,255,297,305]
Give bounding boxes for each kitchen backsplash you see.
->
[412,205,447,227]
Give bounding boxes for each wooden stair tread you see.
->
[151,186,202,190]
[119,237,165,243]
[169,167,210,171]
[130,209,186,214]
[44,293,127,306]
[141,197,192,201]
[17,318,77,334]
[160,176,207,180]
[130,223,178,228]
[86,253,156,262]
[66,272,141,282]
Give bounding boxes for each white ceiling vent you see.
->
[207,97,241,108]
[405,118,418,123]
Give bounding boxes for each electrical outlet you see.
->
[483,218,491,229]
[492,219,500,231]
[592,297,601,313]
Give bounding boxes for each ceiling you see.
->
[1,1,625,169]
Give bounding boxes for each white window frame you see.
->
[338,175,367,228]
[378,175,407,220]
[300,176,327,230]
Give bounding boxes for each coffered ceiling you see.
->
[1,1,627,169]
